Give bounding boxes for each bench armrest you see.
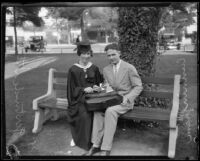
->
[33,93,54,110]
[33,68,57,111]
[169,75,181,128]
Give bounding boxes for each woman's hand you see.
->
[93,85,101,92]
[84,87,94,93]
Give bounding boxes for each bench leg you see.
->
[168,126,178,158]
[50,109,59,121]
[43,108,58,122]
[32,108,56,134]
[32,109,45,133]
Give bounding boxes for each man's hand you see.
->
[121,96,131,106]
[84,87,94,93]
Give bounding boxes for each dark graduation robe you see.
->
[67,62,103,150]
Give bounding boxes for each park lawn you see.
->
[5,53,108,150]
[155,54,198,160]
[4,53,198,159]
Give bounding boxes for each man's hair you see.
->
[104,43,120,52]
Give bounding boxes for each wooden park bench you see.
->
[32,68,183,158]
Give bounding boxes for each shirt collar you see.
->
[74,62,93,69]
[113,59,121,68]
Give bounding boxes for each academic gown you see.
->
[67,63,103,150]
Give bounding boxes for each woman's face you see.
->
[79,51,92,65]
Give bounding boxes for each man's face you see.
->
[106,49,120,65]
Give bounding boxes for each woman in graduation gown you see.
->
[67,41,103,151]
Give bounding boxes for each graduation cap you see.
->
[76,40,94,56]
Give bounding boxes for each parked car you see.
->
[24,36,46,52]
[166,41,179,50]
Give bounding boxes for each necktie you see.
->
[113,64,117,79]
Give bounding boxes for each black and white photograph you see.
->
[1,2,198,160]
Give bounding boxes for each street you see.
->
[6,43,196,55]
[5,43,110,54]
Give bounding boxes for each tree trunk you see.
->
[67,22,71,44]
[56,17,59,44]
[118,7,169,112]
[13,7,18,55]
[118,7,160,77]
[81,15,86,41]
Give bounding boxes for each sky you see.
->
[38,7,48,17]
[38,7,54,26]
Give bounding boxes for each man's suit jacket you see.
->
[103,60,143,104]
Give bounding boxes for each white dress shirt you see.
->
[113,60,121,76]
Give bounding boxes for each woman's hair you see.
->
[77,41,93,57]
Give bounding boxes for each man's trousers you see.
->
[91,104,133,151]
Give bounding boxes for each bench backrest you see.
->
[47,68,183,108]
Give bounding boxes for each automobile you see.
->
[166,41,179,50]
[24,36,46,52]
[6,36,14,47]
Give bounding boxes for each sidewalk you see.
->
[161,50,196,55]
[5,56,58,80]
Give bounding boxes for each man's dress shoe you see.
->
[82,147,101,156]
[100,150,110,156]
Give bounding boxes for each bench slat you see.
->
[38,98,68,110]
[53,72,184,86]
[141,77,184,85]
[54,72,68,78]
[140,90,173,99]
[53,83,67,90]
[141,77,174,84]
[120,107,170,121]
[53,83,173,99]
[38,97,170,121]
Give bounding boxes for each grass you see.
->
[4,52,198,159]
[155,54,198,160]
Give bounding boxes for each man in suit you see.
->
[85,43,143,156]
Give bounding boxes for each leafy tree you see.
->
[117,3,197,128]
[118,7,160,77]
[45,7,87,41]
[86,7,118,42]
[118,2,197,76]
[45,7,64,44]
[45,7,119,42]
[88,7,118,28]
[6,7,44,55]
[159,2,197,41]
